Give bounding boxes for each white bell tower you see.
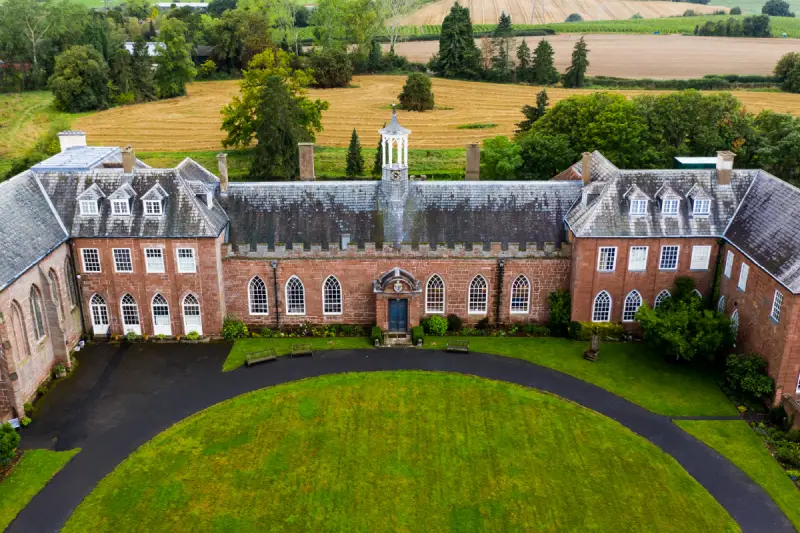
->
[379,105,411,182]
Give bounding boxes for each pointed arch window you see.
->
[29,285,46,340]
[425,274,445,314]
[731,308,739,338]
[152,294,170,330]
[285,276,306,315]
[48,270,63,322]
[182,294,202,335]
[90,294,109,334]
[692,289,703,299]
[468,275,488,314]
[510,275,530,314]
[717,295,725,314]
[248,276,269,315]
[10,301,30,357]
[120,293,141,333]
[592,291,611,322]
[65,259,78,306]
[623,290,642,322]
[654,290,670,309]
[323,276,342,315]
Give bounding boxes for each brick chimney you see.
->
[716,150,735,186]
[465,143,480,181]
[298,143,315,181]
[216,153,229,193]
[581,152,592,185]
[57,131,87,152]
[122,145,135,173]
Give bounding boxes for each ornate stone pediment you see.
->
[373,267,422,294]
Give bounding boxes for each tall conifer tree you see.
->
[515,39,532,82]
[346,128,365,177]
[563,36,589,88]
[430,2,482,79]
[531,39,559,85]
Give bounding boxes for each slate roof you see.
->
[31,146,150,173]
[0,172,68,290]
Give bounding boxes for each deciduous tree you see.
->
[154,18,196,98]
[516,89,549,132]
[398,72,434,111]
[49,44,109,111]
[480,136,522,179]
[310,48,354,88]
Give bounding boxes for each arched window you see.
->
[120,293,141,334]
[692,289,703,299]
[425,274,445,314]
[285,276,305,315]
[623,290,642,322]
[731,308,739,338]
[182,294,202,335]
[65,259,79,306]
[717,295,725,314]
[654,290,670,309]
[29,285,46,340]
[48,269,63,322]
[152,294,171,336]
[248,276,269,315]
[323,276,342,315]
[510,275,530,314]
[468,275,488,314]
[10,301,30,357]
[592,291,611,322]
[90,294,109,335]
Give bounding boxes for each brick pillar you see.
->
[298,143,315,181]
[465,143,480,181]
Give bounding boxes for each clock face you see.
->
[391,170,401,181]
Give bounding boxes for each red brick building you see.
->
[1,117,799,422]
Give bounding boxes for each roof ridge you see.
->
[174,168,217,234]
[32,173,69,237]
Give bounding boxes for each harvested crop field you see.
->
[75,75,800,150]
[391,33,800,79]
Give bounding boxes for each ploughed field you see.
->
[74,75,800,151]
[62,372,739,532]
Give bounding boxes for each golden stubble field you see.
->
[74,75,800,151]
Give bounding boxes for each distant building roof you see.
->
[675,157,718,165]
[123,42,163,56]
[32,147,123,172]
[154,2,208,8]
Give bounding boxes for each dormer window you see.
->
[141,183,169,217]
[686,184,712,217]
[662,198,679,216]
[112,199,131,216]
[623,184,652,217]
[630,199,647,216]
[144,200,163,216]
[693,199,711,216]
[79,200,99,216]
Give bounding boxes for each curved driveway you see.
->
[9,343,796,533]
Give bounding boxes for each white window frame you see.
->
[693,198,711,216]
[112,248,133,273]
[144,200,163,216]
[717,295,725,314]
[628,246,648,272]
[771,290,783,323]
[622,290,642,322]
[425,274,445,314]
[738,263,749,292]
[176,248,196,274]
[630,199,647,216]
[509,275,530,315]
[659,245,680,271]
[724,250,734,278]
[731,308,739,338]
[322,275,343,316]
[796,372,800,395]
[468,275,488,315]
[654,290,671,309]
[597,247,617,272]
[144,247,165,273]
[111,199,130,216]
[79,200,99,216]
[285,275,306,315]
[592,291,612,323]
[690,245,712,271]
[81,248,101,273]
[182,293,202,336]
[120,293,141,335]
[662,198,679,216]
[248,276,269,315]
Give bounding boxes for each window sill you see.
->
[146,271,166,275]
[510,310,529,315]
[286,312,306,316]
[323,312,343,316]
[467,311,487,315]
[425,310,445,315]
[770,316,780,325]
[689,268,709,272]
[597,270,616,274]
[249,312,269,316]
[628,269,647,273]
[659,268,679,272]
[737,287,746,293]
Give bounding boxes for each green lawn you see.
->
[223,336,374,371]
[63,372,738,533]
[0,449,80,530]
[677,420,800,530]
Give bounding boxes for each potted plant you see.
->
[184,331,201,343]
[53,363,67,379]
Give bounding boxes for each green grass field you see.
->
[63,371,738,533]
[223,336,373,371]
[0,449,80,530]
[676,420,800,530]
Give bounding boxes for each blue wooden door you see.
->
[388,299,408,332]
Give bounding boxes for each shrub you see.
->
[762,0,795,16]
[310,49,353,88]
[186,331,201,340]
[521,323,550,336]
[570,321,625,341]
[476,317,490,330]
[786,429,800,443]
[0,423,20,466]
[125,330,139,341]
[20,417,31,427]
[565,13,583,22]
[197,59,217,79]
[447,314,462,333]
[371,326,383,345]
[768,405,791,431]
[730,6,742,14]
[221,315,249,340]
[725,353,775,400]
[776,443,800,468]
[398,72,435,112]
[631,12,643,19]
[547,290,571,337]
[411,325,425,345]
[421,315,448,336]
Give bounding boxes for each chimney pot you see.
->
[122,145,135,173]
[581,152,592,185]
[716,150,735,186]
[216,153,229,193]
[465,143,480,180]
[298,143,315,181]
[58,131,87,152]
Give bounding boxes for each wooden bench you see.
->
[290,343,313,358]
[446,340,470,353]
[245,348,277,366]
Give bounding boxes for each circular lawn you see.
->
[64,372,739,533]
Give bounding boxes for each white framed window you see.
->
[693,199,711,216]
[79,200,98,216]
[145,248,165,273]
[654,290,670,309]
[144,200,162,216]
[81,248,101,273]
[690,245,712,271]
[662,198,679,216]
[111,199,130,216]
[738,263,749,292]
[659,245,680,270]
[597,247,617,272]
[90,294,109,335]
[724,250,734,278]
[771,290,783,322]
[468,275,488,314]
[622,290,642,322]
[731,308,739,338]
[323,276,343,315]
[692,289,703,299]
[248,276,269,315]
[592,291,611,322]
[152,294,171,330]
[113,248,133,273]
[796,372,800,395]
[510,275,530,314]
[48,270,63,322]
[425,274,445,314]
[182,294,202,335]
[120,293,141,333]
[176,248,196,273]
[628,246,648,271]
[65,259,79,306]
[285,275,305,315]
[717,295,725,314]
[29,285,46,340]
[630,199,647,216]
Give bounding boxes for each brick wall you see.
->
[222,257,571,330]
[72,235,225,338]
[718,244,800,400]
[570,237,720,324]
